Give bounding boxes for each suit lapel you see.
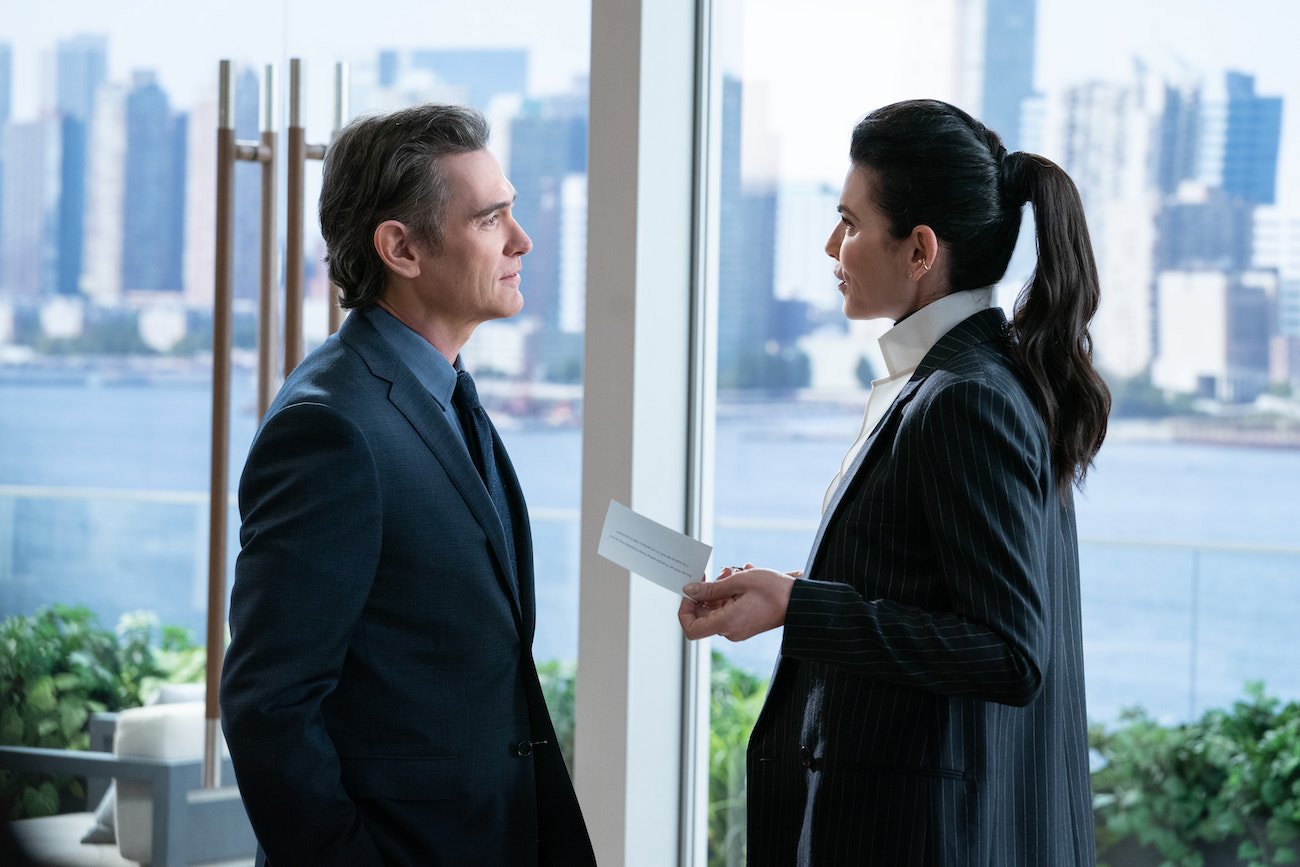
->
[802,307,1009,578]
[802,377,924,576]
[339,314,524,627]
[493,436,536,641]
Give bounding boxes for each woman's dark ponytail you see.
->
[1002,153,1111,495]
[849,100,1110,498]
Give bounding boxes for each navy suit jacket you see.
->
[220,311,594,866]
[747,308,1095,865]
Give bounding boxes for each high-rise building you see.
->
[507,92,587,344]
[182,92,217,309]
[55,35,106,122]
[1156,184,1255,273]
[53,35,107,297]
[1043,72,1162,377]
[1155,82,1200,196]
[1152,269,1275,401]
[774,181,840,313]
[717,76,778,387]
[81,84,127,306]
[557,174,587,336]
[377,50,400,89]
[121,72,185,293]
[1197,71,1283,206]
[1254,207,1300,340]
[0,120,61,298]
[980,0,1037,150]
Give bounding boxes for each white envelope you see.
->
[597,500,712,595]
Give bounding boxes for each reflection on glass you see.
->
[703,0,1299,862]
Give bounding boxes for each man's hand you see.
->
[678,566,796,642]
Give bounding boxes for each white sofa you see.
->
[1,702,255,866]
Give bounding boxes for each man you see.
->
[221,104,595,866]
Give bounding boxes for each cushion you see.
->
[116,701,232,864]
[83,684,208,847]
[149,682,206,706]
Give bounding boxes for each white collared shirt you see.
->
[822,288,995,512]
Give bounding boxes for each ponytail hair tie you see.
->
[999,150,1031,207]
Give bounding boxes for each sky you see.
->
[731,0,1299,203]
[1,0,1295,205]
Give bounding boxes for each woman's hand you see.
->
[678,566,796,642]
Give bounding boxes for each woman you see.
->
[680,99,1108,865]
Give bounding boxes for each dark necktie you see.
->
[453,369,516,577]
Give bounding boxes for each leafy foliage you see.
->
[533,651,767,867]
[537,658,576,773]
[0,606,203,820]
[709,651,767,867]
[1092,682,1300,866]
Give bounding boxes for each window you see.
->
[697,0,1300,861]
[0,1,591,766]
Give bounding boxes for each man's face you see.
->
[416,149,532,328]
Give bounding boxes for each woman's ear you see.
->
[373,220,421,280]
[908,224,940,282]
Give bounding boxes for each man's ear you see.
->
[907,224,941,282]
[374,220,421,279]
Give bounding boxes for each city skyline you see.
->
[1,2,1296,401]
[2,1,1296,201]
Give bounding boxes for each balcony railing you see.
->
[2,484,1297,725]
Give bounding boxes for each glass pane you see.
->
[1,0,590,802]
[700,0,1299,863]
[0,5,284,645]
[281,7,591,770]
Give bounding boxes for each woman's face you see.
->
[825,165,922,322]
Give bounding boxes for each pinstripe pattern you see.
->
[746,308,1095,866]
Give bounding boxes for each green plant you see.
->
[537,658,576,773]
[1092,682,1300,866]
[708,651,767,867]
[534,651,766,867]
[0,606,203,820]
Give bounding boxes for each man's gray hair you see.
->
[319,103,490,309]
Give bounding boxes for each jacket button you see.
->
[515,740,534,757]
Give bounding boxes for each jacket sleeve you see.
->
[781,375,1052,707]
[219,401,386,864]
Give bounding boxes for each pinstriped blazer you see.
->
[746,308,1095,866]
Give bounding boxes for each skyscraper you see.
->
[121,72,185,293]
[1155,82,1200,196]
[980,0,1037,150]
[55,35,107,122]
[81,84,127,305]
[1221,72,1283,206]
[1,120,61,298]
[717,76,778,387]
[53,35,107,297]
[1043,73,1162,377]
[507,91,587,343]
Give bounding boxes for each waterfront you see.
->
[2,367,1298,727]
